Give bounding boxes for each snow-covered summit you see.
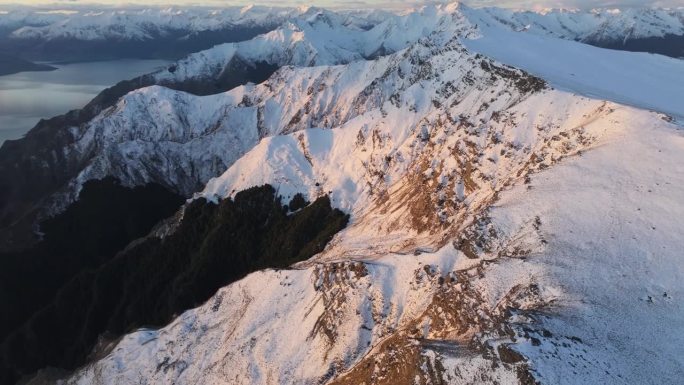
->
[145,5,476,93]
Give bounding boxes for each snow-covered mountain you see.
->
[1,4,681,63]
[0,6,386,63]
[467,6,684,42]
[463,6,684,58]
[1,3,684,384]
[2,5,681,45]
[63,31,684,385]
[66,96,684,385]
[0,6,297,41]
[0,4,474,254]
[22,2,684,221]
[16,4,477,220]
[147,4,472,82]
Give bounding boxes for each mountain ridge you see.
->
[0,5,683,384]
[3,2,682,253]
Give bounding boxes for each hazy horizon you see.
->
[0,0,683,11]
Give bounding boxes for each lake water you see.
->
[0,59,170,145]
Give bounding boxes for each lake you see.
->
[0,59,170,145]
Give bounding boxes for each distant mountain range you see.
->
[0,6,387,64]
[0,5,682,62]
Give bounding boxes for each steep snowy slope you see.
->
[3,3,684,248]
[0,4,476,253]
[197,49,593,258]
[66,248,550,385]
[60,20,684,385]
[64,60,684,385]
[25,2,684,226]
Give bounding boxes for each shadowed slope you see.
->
[0,185,348,384]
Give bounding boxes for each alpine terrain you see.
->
[0,2,682,385]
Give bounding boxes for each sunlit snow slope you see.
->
[65,105,684,385]
[491,107,684,385]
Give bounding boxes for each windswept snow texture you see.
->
[463,25,684,121]
[490,109,684,384]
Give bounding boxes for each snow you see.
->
[2,6,300,41]
[151,4,475,85]
[465,6,684,41]
[63,235,555,385]
[2,4,682,46]
[197,37,642,261]
[69,108,684,383]
[462,23,684,121]
[489,109,684,383]
[42,9,474,217]
[12,4,684,383]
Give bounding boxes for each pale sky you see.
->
[0,0,682,9]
